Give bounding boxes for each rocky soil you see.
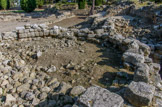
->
[0,37,133,107]
[0,1,162,107]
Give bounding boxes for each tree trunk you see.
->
[89,0,95,15]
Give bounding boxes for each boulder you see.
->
[124,81,155,106]
[133,63,150,83]
[78,86,124,107]
[122,52,145,65]
[138,42,151,56]
[128,40,139,50]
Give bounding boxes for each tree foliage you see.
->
[0,0,7,9]
[95,0,102,6]
[20,0,36,12]
[78,0,86,9]
[36,0,44,8]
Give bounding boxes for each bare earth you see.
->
[0,16,87,32]
[48,16,87,28]
[0,38,133,88]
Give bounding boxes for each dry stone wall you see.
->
[0,13,24,22]
[0,21,161,106]
[0,2,161,106]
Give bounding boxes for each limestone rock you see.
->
[2,32,17,40]
[124,81,155,106]
[46,65,56,73]
[55,82,72,94]
[78,86,124,107]
[17,84,30,93]
[122,52,145,65]
[5,94,16,104]
[70,86,86,96]
[133,63,150,83]
[138,42,151,56]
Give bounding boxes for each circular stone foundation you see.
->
[0,38,133,89]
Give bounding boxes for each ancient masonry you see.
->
[0,2,162,107]
[0,20,161,106]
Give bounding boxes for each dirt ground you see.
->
[0,38,133,88]
[48,16,87,28]
[0,16,87,32]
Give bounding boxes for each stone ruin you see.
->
[0,1,162,107]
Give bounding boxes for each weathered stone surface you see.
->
[124,81,155,106]
[2,32,17,40]
[95,29,104,34]
[149,63,161,73]
[133,63,150,83]
[17,84,30,93]
[122,52,145,65]
[138,42,151,56]
[39,24,48,29]
[5,94,16,104]
[70,86,86,96]
[46,65,57,73]
[80,28,90,34]
[78,86,124,107]
[55,82,72,94]
[155,98,162,107]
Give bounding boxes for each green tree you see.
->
[0,0,7,10]
[95,0,102,6]
[20,0,36,12]
[78,0,86,9]
[36,0,44,8]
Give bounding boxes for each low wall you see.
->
[0,22,161,106]
[0,13,25,21]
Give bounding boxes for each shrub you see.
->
[154,0,162,3]
[20,0,36,12]
[95,0,102,6]
[36,0,44,8]
[78,0,86,9]
[0,0,7,10]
